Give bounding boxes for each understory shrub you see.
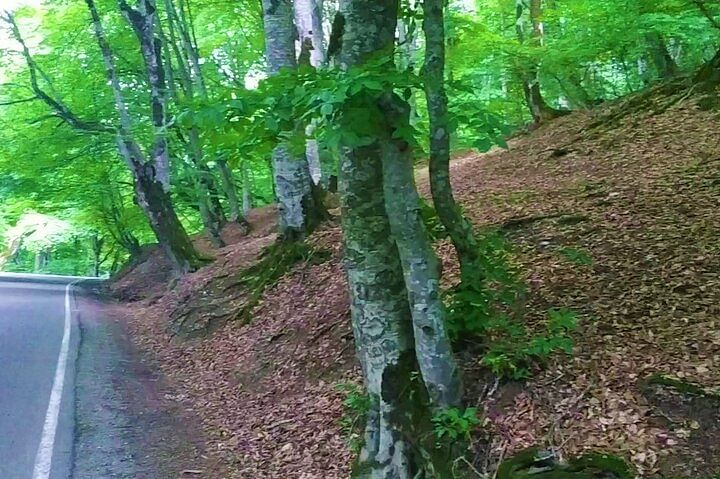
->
[445,230,577,379]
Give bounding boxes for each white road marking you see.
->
[31,280,79,479]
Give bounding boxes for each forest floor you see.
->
[111,84,720,479]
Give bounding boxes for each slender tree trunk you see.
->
[380,94,462,408]
[423,0,479,275]
[216,159,245,224]
[516,0,560,124]
[295,0,325,186]
[87,0,205,273]
[241,162,254,214]
[338,0,460,476]
[695,47,720,87]
[262,0,327,240]
[646,32,678,79]
[188,129,225,247]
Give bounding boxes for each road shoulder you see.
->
[72,288,208,479]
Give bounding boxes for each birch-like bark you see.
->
[294,0,325,185]
[262,0,326,240]
[380,94,462,409]
[423,0,479,276]
[86,0,205,273]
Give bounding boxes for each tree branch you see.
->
[692,0,720,30]
[0,11,113,134]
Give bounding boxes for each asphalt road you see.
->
[0,273,207,479]
[0,273,87,479]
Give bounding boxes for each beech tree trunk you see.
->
[646,32,679,79]
[338,0,461,476]
[217,159,244,223]
[380,94,462,409]
[87,0,205,273]
[516,0,560,124]
[423,0,479,275]
[262,0,326,240]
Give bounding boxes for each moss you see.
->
[234,241,331,323]
[642,373,720,399]
[497,448,635,479]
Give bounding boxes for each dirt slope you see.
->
[114,88,720,478]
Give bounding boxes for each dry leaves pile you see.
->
[117,89,720,478]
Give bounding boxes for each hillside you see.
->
[111,85,720,479]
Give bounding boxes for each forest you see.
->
[1,0,719,477]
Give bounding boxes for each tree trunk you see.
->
[217,158,248,226]
[337,0,459,476]
[380,94,462,408]
[119,139,207,272]
[516,0,561,124]
[188,129,225,247]
[423,0,479,275]
[294,0,325,66]
[86,0,205,273]
[295,0,325,186]
[646,32,678,79]
[695,47,720,87]
[241,161,254,214]
[262,0,327,240]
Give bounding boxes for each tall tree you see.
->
[336,0,461,475]
[515,0,562,124]
[294,0,325,185]
[262,0,326,240]
[86,0,206,273]
[423,0,479,275]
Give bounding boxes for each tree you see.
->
[515,0,564,124]
[86,0,206,273]
[0,4,205,274]
[423,0,480,275]
[335,0,461,475]
[261,0,326,241]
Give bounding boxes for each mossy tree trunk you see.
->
[262,0,327,241]
[338,0,462,476]
[380,94,463,408]
[423,0,480,275]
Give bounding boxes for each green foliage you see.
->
[482,308,577,380]
[431,407,481,442]
[420,199,448,241]
[446,232,577,379]
[558,247,594,266]
[334,382,373,454]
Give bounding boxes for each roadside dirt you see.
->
[73,291,210,479]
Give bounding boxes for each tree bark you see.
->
[262,0,327,240]
[217,158,245,223]
[87,0,205,273]
[337,0,461,476]
[646,32,678,79]
[423,0,479,275]
[380,94,462,409]
[515,0,561,124]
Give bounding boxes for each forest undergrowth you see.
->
[113,84,720,479]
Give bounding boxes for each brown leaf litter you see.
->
[112,87,720,478]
